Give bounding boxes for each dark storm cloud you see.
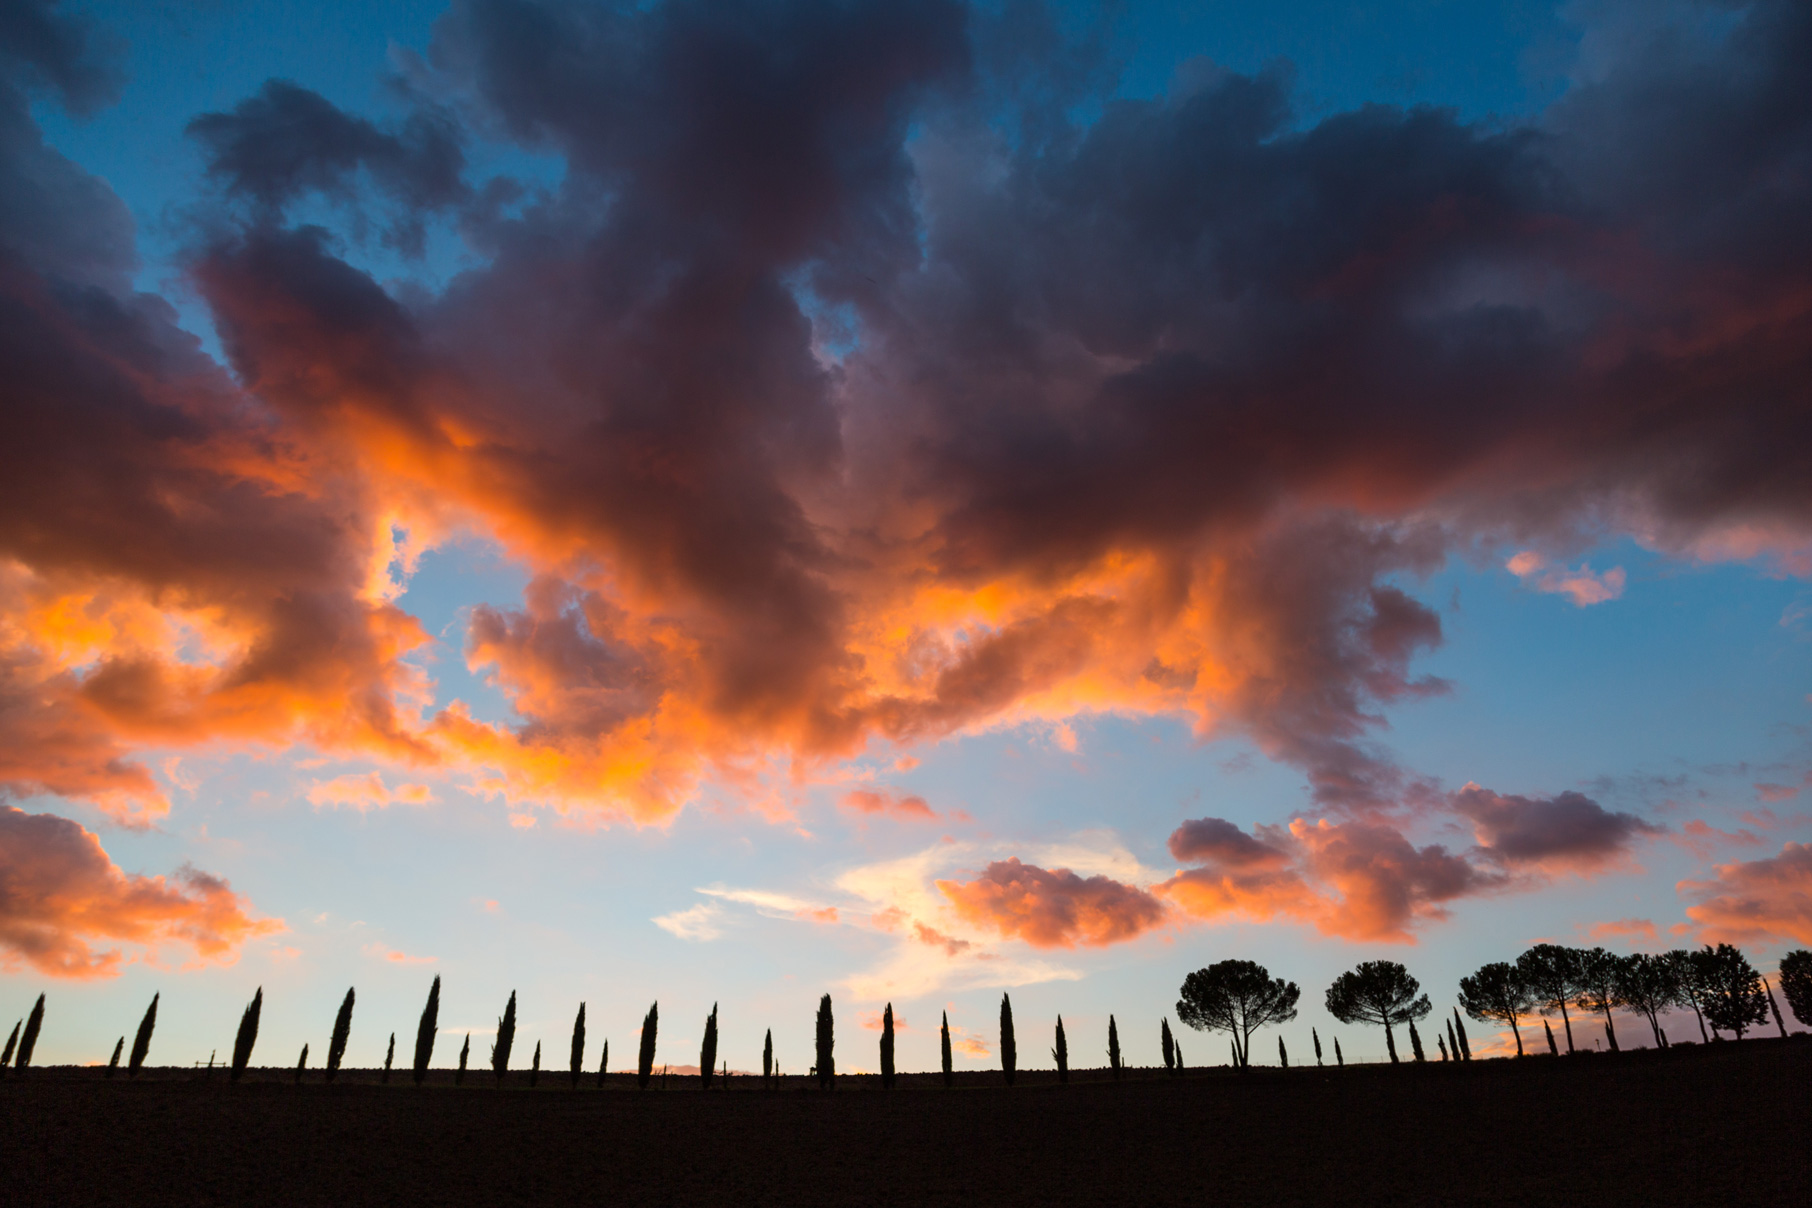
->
[0,0,121,114]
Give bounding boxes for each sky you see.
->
[1,0,1809,1076]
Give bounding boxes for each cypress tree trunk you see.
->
[1052,1015,1068,1085]
[637,1002,658,1090]
[570,1002,586,1089]
[2,1019,20,1072]
[999,994,1016,1086]
[1334,1037,1344,1067]
[880,1003,895,1090]
[701,1003,718,1090]
[814,994,835,1090]
[129,993,158,1078]
[530,1041,540,1087]
[1452,1010,1471,1060]
[18,994,46,1071]
[493,992,517,1086]
[1544,1020,1558,1056]
[413,976,440,1086]
[1408,1019,1426,1062]
[458,1033,470,1085]
[597,1038,609,1088]
[106,1037,123,1077]
[1312,1027,1322,1066]
[940,1011,953,1087]
[1107,1015,1121,1079]
[294,1044,308,1084]
[382,1032,395,1084]
[230,989,261,1082]
[1160,1017,1174,1073]
[326,988,354,1083]
[1278,1036,1288,1068]
[762,1029,773,1090]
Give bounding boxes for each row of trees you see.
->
[6,948,1807,1081]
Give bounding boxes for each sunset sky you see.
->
[2,0,1809,1075]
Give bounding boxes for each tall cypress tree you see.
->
[815,994,835,1089]
[1334,1037,1344,1067]
[325,988,354,1083]
[457,1033,470,1085]
[530,1041,541,1087]
[940,1011,953,1087]
[1175,1039,1185,1073]
[294,1044,308,1084]
[570,1003,586,1089]
[1107,1015,1122,1079]
[1452,1009,1472,1060]
[637,1002,658,1090]
[999,994,1016,1086]
[1160,1017,1175,1072]
[1445,1015,1460,1062]
[1408,1019,1426,1062]
[106,1037,123,1077]
[229,989,261,1082]
[597,1038,608,1088]
[763,1029,774,1090]
[493,992,517,1085]
[129,993,159,1078]
[700,1003,718,1090]
[1,1019,19,1071]
[1438,1034,1449,1061]
[1312,1027,1322,1065]
[382,1032,395,1084]
[17,994,46,1071]
[1544,1020,1558,1056]
[880,1004,895,1090]
[413,976,440,1086]
[1052,1015,1068,1085]
[1278,1036,1288,1068]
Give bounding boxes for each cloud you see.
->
[937,857,1170,948]
[1586,917,1657,943]
[857,1009,907,1031]
[1452,784,1662,873]
[841,788,939,822]
[652,901,725,941]
[361,942,436,964]
[0,806,280,977]
[306,772,435,811]
[1506,552,1627,607]
[1679,842,1812,946]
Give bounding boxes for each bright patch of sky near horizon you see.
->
[6,0,1809,1075]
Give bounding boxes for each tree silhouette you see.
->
[1407,1019,1426,1061]
[1444,1015,1460,1060]
[1324,961,1430,1063]
[1176,960,1302,1071]
[128,993,158,1078]
[569,1002,586,1089]
[106,1037,123,1076]
[531,1041,541,1086]
[1107,1014,1122,1079]
[880,1003,895,1090]
[1438,1033,1449,1061]
[382,1032,395,1083]
[1053,1015,1068,1084]
[458,1033,470,1085]
[815,994,834,1089]
[1458,962,1535,1057]
[700,1003,718,1090]
[999,994,1016,1086]
[638,1002,658,1090]
[1544,1020,1558,1055]
[1573,948,1623,1052]
[1278,1035,1288,1068]
[493,991,517,1085]
[597,1038,609,1088]
[2,1019,19,1071]
[326,988,354,1083]
[1694,944,1768,1039]
[1611,953,1680,1048]
[1452,1008,1471,1060]
[1312,1027,1322,1065]
[230,989,261,1082]
[413,976,440,1085]
[16,993,45,1071]
[763,1029,774,1090]
[1334,1037,1343,1066]
[1174,1038,1184,1072]
[1762,979,1788,1037]
[295,1044,308,1084]
[1781,949,1811,1026]
[940,1011,953,1087]
[1664,949,1712,1042]
[1160,1017,1175,1073]
[1517,945,1584,1053]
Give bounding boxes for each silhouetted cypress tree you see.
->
[17,994,45,1071]
[493,991,517,1085]
[1408,1019,1426,1061]
[458,1033,470,1085]
[413,976,440,1086]
[1175,1040,1184,1073]
[229,989,260,1082]
[1,1019,19,1071]
[570,1003,586,1089]
[1052,1015,1068,1084]
[294,1044,307,1084]
[530,1041,540,1087]
[1160,1017,1175,1072]
[1453,1008,1472,1060]
[1445,1015,1459,1060]
[700,1003,718,1090]
[129,993,158,1078]
[941,1011,953,1087]
[326,987,354,1083]
[1278,1036,1288,1068]
[1334,1037,1344,1067]
[999,994,1016,1086]
[763,1029,773,1090]
[1312,1027,1322,1065]
[1763,978,1788,1038]
[1438,1034,1450,1061]
[1544,1020,1558,1055]
[107,1037,123,1076]
[815,994,835,1089]
[597,1038,608,1088]
[382,1032,394,1084]
[880,1003,895,1090]
[1107,1015,1122,1079]
[637,1002,658,1090]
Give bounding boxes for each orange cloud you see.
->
[1679,842,1812,946]
[857,1010,908,1031]
[306,772,435,811]
[361,942,436,964]
[1587,918,1657,943]
[0,806,281,977]
[841,788,938,822]
[938,857,1169,948]
[912,921,973,956]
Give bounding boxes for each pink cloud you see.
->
[938,858,1169,948]
[306,772,435,811]
[1679,842,1812,946]
[1586,917,1658,943]
[841,789,939,822]
[1506,552,1627,607]
[361,942,436,965]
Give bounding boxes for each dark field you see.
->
[6,1039,1809,1207]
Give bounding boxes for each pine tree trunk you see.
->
[1558,1002,1574,1053]
[1384,1019,1399,1063]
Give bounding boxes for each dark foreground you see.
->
[5,1039,1809,1207]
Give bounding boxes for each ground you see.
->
[3,1037,1807,1206]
